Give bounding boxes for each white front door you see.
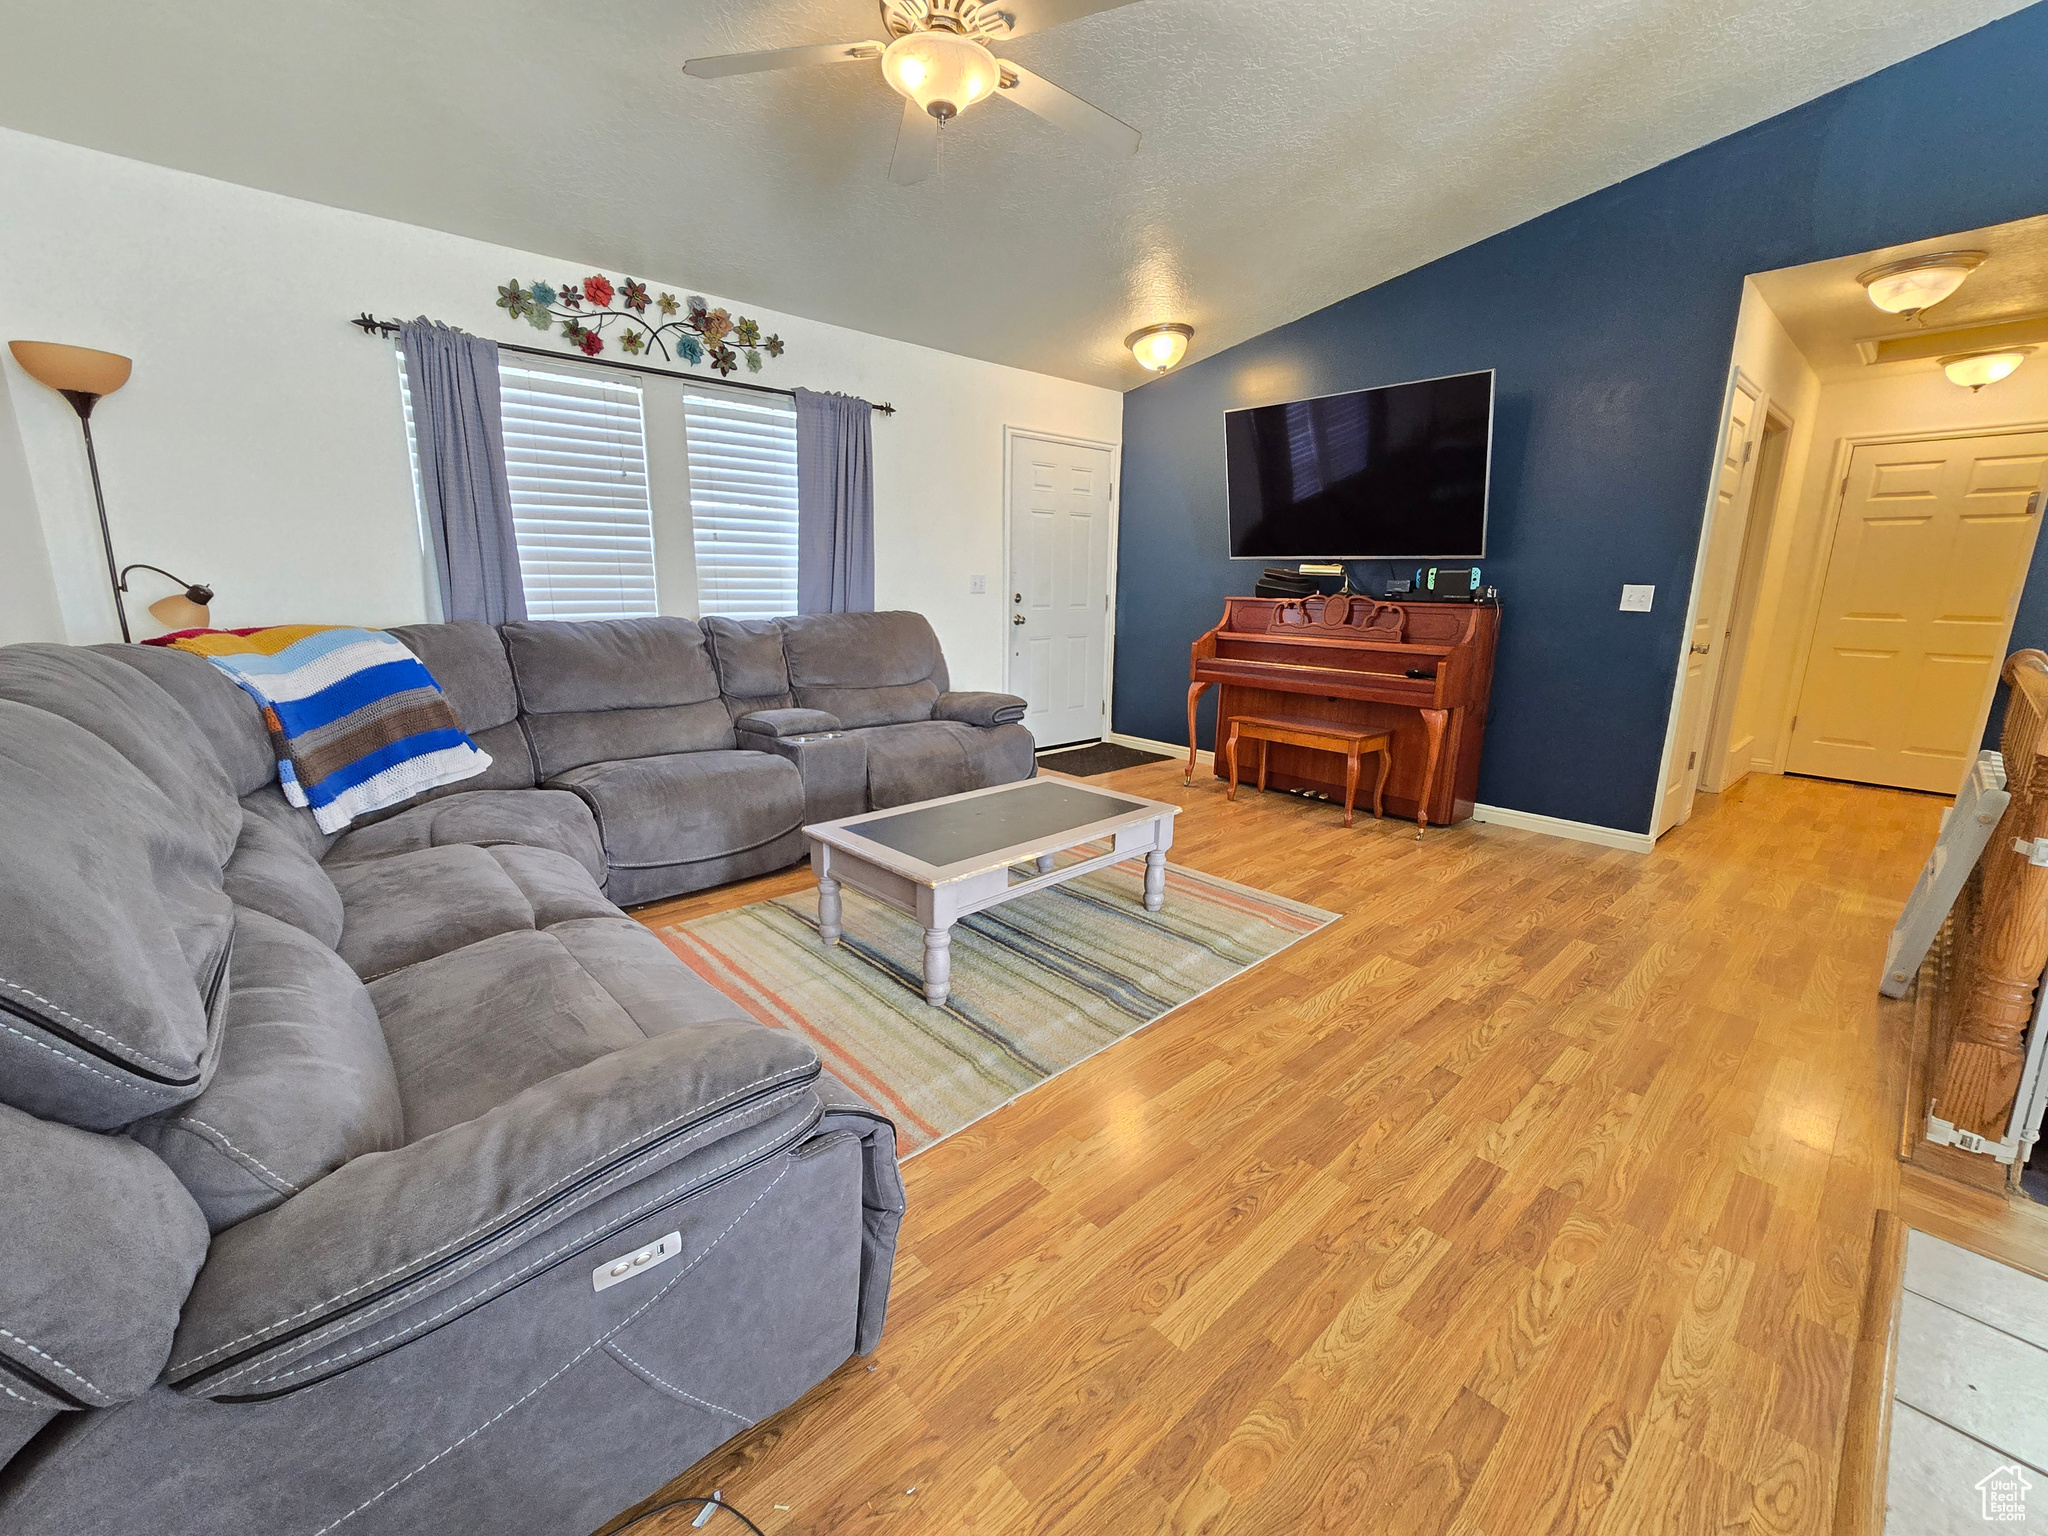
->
[1786,430,2048,793]
[1657,372,1764,836]
[1007,434,1112,749]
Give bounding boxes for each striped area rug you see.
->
[657,862,1336,1155]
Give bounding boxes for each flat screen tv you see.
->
[1224,369,1493,561]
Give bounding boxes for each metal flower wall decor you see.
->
[495,273,784,376]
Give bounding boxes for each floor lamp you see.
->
[8,340,139,641]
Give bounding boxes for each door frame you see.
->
[1000,425,1122,743]
[1773,418,2048,781]
[1699,401,1794,793]
[1651,365,1769,838]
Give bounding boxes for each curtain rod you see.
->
[349,314,895,416]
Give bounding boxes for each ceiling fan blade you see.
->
[994,63,1140,156]
[890,97,940,185]
[985,0,1150,39]
[683,39,883,78]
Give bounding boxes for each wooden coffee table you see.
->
[804,779,1181,1007]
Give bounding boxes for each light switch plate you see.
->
[969,575,987,595]
[1619,585,1655,612]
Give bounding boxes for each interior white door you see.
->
[1656,373,1764,836]
[1008,434,1112,748]
[1786,430,2048,794]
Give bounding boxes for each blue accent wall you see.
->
[1114,3,2048,833]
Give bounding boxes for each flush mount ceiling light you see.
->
[1857,251,1988,320]
[1126,322,1192,372]
[1940,346,2034,391]
[684,0,1146,186]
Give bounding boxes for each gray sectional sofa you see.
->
[0,610,1031,1533]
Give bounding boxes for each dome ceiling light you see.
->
[684,0,1146,187]
[1941,346,2034,391]
[1857,251,1988,321]
[1126,322,1192,372]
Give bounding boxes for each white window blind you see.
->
[498,365,659,620]
[685,390,799,620]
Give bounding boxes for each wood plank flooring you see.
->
[616,765,2046,1535]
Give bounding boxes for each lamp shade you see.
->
[147,590,212,631]
[8,341,132,398]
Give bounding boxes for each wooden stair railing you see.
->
[1930,649,2048,1142]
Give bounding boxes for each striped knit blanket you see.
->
[168,626,491,833]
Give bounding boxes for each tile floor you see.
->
[1886,1229,2048,1532]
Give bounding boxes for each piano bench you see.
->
[1224,715,1393,829]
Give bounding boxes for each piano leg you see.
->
[1184,681,1211,786]
[1418,708,1449,837]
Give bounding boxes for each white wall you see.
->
[1731,346,2048,774]
[0,364,63,647]
[0,127,1121,691]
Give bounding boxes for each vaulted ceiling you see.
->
[0,0,2026,388]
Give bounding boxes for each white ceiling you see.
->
[0,0,2028,389]
[1753,213,2048,379]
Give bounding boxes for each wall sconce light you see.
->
[1940,346,2034,392]
[118,564,215,632]
[1857,251,1987,321]
[1126,322,1193,372]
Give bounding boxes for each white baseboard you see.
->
[1097,736,1649,853]
[1471,803,1655,854]
[1106,731,1209,767]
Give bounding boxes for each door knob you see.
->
[1012,614,1027,625]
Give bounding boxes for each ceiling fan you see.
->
[684,0,1149,185]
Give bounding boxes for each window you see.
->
[685,390,799,619]
[498,366,658,620]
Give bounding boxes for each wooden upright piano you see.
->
[1186,595,1500,829]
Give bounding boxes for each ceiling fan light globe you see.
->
[882,32,998,121]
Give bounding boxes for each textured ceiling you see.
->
[0,0,2029,389]
[1753,212,2048,377]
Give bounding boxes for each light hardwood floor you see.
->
[617,764,2048,1535]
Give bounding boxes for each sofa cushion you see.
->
[321,788,606,888]
[505,617,735,778]
[851,719,1039,809]
[778,611,949,728]
[704,615,794,718]
[0,700,232,1129]
[367,919,757,1138]
[0,644,240,864]
[103,642,278,797]
[0,1101,210,1407]
[550,750,804,874]
[386,620,534,793]
[130,908,404,1232]
[329,844,617,981]
[222,808,345,949]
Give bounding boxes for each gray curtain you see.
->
[794,388,875,615]
[401,319,527,624]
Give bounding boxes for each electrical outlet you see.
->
[969,575,987,595]
[1619,585,1655,613]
